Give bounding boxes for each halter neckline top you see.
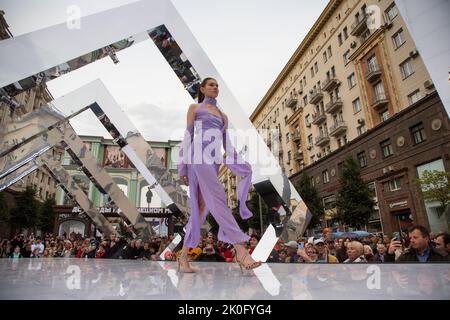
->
[197,97,224,125]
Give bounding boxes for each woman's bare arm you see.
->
[179,104,198,185]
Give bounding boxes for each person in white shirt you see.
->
[31,238,45,255]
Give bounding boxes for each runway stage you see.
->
[0,259,448,300]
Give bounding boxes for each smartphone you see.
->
[298,242,305,249]
[392,232,401,242]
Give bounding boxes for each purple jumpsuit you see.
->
[178,97,253,248]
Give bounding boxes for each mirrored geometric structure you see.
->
[0,0,312,260]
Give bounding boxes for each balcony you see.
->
[312,112,327,125]
[366,64,382,83]
[350,13,368,37]
[329,121,348,137]
[315,134,330,147]
[309,88,324,104]
[325,97,343,114]
[292,131,301,142]
[372,94,389,110]
[322,77,341,92]
[286,96,298,108]
[295,150,303,161]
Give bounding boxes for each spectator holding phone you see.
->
[386,225,449,262]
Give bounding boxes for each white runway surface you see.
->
[0,259,449,300]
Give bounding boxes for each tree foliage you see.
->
[335,157,375,229]
[415,170,450,218]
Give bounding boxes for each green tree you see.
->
[415,170,450,218]
[335,156,375,229]
[295,172,324,230]
[38,197,56,234]
[9,186,40,234]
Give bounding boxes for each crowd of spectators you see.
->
[0,232,176,261]
[1,225,449,263]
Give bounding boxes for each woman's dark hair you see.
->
[197,77,216,103]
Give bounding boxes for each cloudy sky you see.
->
[0,0,328,141]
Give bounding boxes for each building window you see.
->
[327,46,332,58]
[347,73,356,89]
[353,97,362,114]
[380,109,390,122]
[323,51,328,63]
[286,132,290,143]
[367,54,379,72]
[386,3,398,21]
[287,151,291,162]
[343,26,348,40]
[357,124,367,136]
[305,114,311,126]
[311,176,315,187]
[400,58,414,79]
[408,89,422,105]
[333,87,340,99]
[343,50,351,65]
[314,62,319,73]
[380,139,394,158]
[311,67,315,78]
[303,76,307,86]
[389,177,402,191]
[331,65,336,78]
[284,115,288,124]
[357,151,367,168]
[322,170,330,184]
[373,82,386,101]
[410,122,427,145]
[303,95,308,106]
[392,28,405,49]
[338,33,343,46]
[308,134,313,146]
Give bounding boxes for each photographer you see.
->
[386,225,449,262]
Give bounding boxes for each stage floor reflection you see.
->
[0,259,449,300]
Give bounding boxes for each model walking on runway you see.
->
[178,77,262,273]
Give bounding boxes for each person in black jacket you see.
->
[386,225,449,262]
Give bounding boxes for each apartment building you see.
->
[245,0,448,233]
[250,0,435,174]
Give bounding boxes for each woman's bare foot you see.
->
[177,246,196,273]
